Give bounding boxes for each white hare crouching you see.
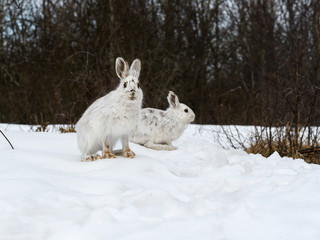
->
[130,91,195,150]
[76,57,143,161]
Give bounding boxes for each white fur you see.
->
[130,91,195,150]
[76,57,143,161]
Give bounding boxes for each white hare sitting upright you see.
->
[76,57,143,161]
[130,90,195,150]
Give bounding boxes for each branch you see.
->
[0,130,14,149]
[299,147,320,154]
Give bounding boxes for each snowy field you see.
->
[1,124,320,240]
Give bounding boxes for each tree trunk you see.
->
[313,0,320,85]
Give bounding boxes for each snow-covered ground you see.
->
[1,124,320,240]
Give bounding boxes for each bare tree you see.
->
[0,0,319,127]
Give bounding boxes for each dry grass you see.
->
[59,125,76,133]
[35,122,50,132]
[59,126,76,133]
[32,123,76,133]
[246,128,320,165]
[246,139,304,159]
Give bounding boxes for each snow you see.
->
[1,124,320,240]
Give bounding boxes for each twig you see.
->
[0,130,14,149]
[299,147,320,154]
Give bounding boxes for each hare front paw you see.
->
[123,149,136,158]
[82,154,102,162]
[102,150,116,159]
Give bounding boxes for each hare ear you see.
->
[167,90,180,108]
[129,59,141,79]
[115,57,129,79]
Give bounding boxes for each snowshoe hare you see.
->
[130,90,195,150]
[76,57,143,161]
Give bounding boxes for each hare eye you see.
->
[123,82,127,88]
[184,109,188,113]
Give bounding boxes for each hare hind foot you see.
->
[112,149,136,158]
[144,142,177,151]
[81,154,102,162]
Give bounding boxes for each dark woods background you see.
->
[0,0,319,126]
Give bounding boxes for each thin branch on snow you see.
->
[0,130,14,149]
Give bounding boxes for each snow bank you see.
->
[0,124,320,240]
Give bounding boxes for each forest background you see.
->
[0,0,319,127]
